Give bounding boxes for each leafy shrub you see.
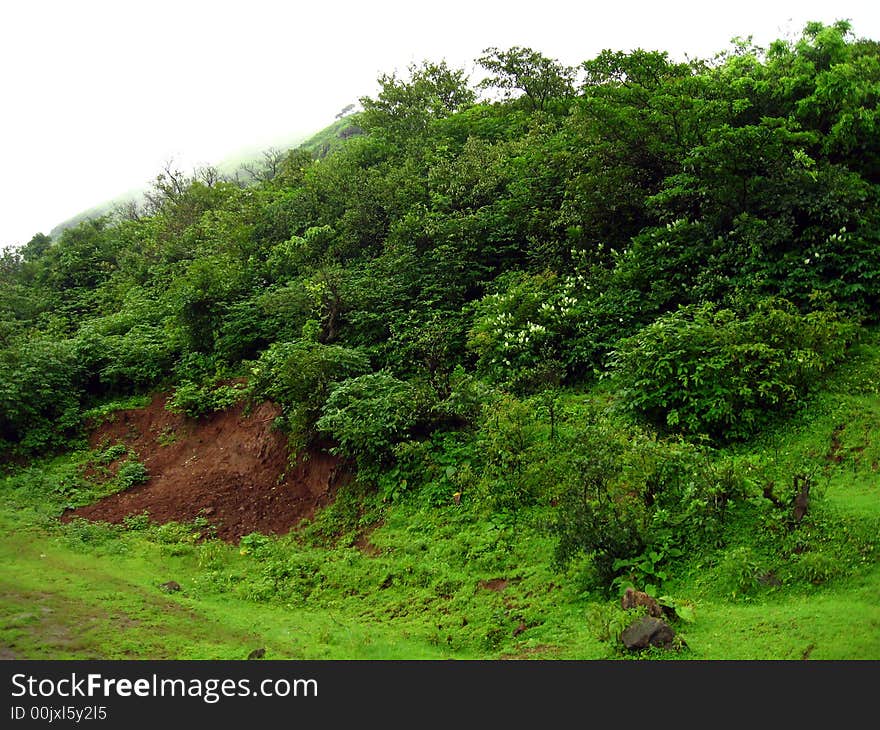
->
[427,366,490,428]
[713,546,765,598]
[152,521,200,545]
[551,411,752,592]
[586,602,648,644]
[96,443,128,464]
[62,517,122,549]
[553,482,646,588]
[166,381,248,418]
[78,324,177,391]
[0,337,85,454]
[472,395,546,530]
[316,372,420,471]
[381,430,477,505]
[468,271,589,385]
[81,396,152,428]
[116,459,149,488]
[122,511,151,531]
[172,352,222,384]
[609,297,854,440]
[788,550,841,586]
[249,340,370,438]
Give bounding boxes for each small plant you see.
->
[156,427,178,446]
[316,372,420,472]
[152,521,197,545]
[586,602,647,643]
[167,381,247,418]
[249,339,370,440]
[117,460,149,488]
[611,546,683,596]
[789,550,841,586]
[714,546,765,599]
[656,595,696,623]
[97,444,128,464]
[239,532,272,557]
[62,517,122,548]
[122,511,151,531]
[81,395,153,427]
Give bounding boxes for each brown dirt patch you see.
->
[826,424,845,464]
[354,521,384,557]
[478,578,509,592]
[62,393,349,542]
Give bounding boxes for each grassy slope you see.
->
[1,335,878,660]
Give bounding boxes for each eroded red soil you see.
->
[63,393,347,542]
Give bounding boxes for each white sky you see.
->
[1,0,878,248]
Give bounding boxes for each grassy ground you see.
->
[2,336,878,660]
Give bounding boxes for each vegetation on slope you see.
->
[1,21,879,658]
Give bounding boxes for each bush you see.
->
[467,271,589,385]
[77,324,177,391]
[116,459,149,488]
[550,411,753,592]
[382,430,478,505]
[249,340,370,438]
[713,546,765,598]
[609,297,854,440]
[166,381,247,418]
[0,337,85,454]
[316,372,420,471]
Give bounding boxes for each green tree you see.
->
[359,60,476,147]
[477,46,575,112]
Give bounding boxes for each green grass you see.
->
[2,497,876,659]
[680,563,880,659]
[0,517,459,660]
[2,333,878,660]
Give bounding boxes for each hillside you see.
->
[45,123,358,240]
[1,21,879,659]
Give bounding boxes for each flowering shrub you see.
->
[467,271,586,385]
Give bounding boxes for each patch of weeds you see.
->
[586,602,647,644]
[116,460,149,488]
[156,427,178,446]
[300,479,385,547]
[81,395,152,427]
[61,517,124,551]
[167,381,248,419]
[96,444,128,465]
[149,519,208,556]
[197,539,232,571]
[482,609,511,651]
[786,550,843,586]
[122,512,151,531]
[711,546,767,600]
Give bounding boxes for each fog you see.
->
[1,0,877,247]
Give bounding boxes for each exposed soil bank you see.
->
[63,393,347,541]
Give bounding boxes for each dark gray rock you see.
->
[621,616,677,651]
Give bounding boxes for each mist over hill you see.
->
[47,118,363,240]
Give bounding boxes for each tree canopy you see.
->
[1,22,878,456]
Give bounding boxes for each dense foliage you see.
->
[2,21,879,598]
[609,296,855,440]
